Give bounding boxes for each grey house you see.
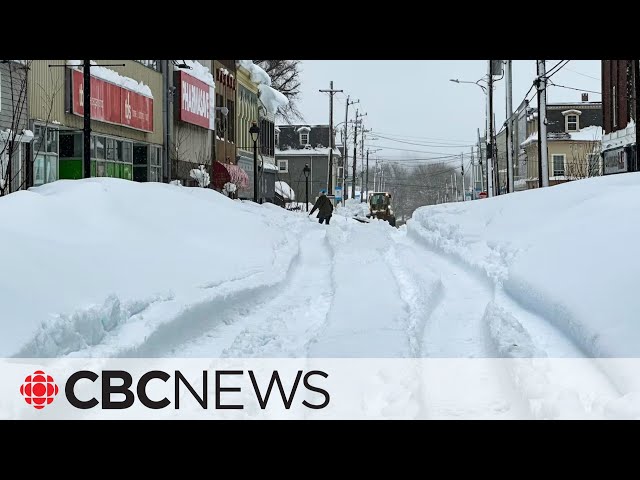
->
[0,60,31,195]
[274,124,341,204]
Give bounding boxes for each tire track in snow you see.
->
[393,232,532,418]
[383,243,443,357]
[219,229,334,357]
[405,219,623,417]
[485,290,622,419]
[168,228,334,358]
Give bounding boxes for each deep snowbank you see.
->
[408,173,640,358]
[0,179,307,357]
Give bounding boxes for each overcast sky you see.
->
[295,60,601,167]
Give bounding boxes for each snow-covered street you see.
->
[3,174,640,418]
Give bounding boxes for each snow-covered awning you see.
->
[66,60,153,98]
[212,161,249,190]
[275,181,295,200]
[173,60,215,87]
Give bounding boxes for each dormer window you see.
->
[562,109,582,133]
[297,126,311,146]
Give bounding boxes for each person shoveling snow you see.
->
[309,189,334,225]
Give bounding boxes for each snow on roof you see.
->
[262,161,279,172]
[258,84,289,115]
[296,126,311,133]
[568,125,602,141]
[520,126,602,147]
[548,102,601,107]
[560,109,583,116]
[520,132,538,147]
[274,126,281,133]
[174,60,215,87]
[279,124,329,129]
[275,147,341,156]
[66,60,153,98]
[237,60,272,86]
[275,181,295,200]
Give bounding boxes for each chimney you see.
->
[582,93,589,102]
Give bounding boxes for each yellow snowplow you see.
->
[356,192,396,227]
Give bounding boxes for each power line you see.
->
[545,60,569,78]
[545,60,571,81]
[563,66,600,82]
[547,82,601,96]
[369,130,475,143]
[368,143,472,156]
[371,133,475,148]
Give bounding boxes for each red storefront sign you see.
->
[70,68,153,132]
[178,71,215,130]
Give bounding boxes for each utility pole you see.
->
[477,128,485,193]
[455,171,458,201]
[50,60,124,179]
[634,60,640,173]
[352,109,359,201]
[486,60,495,197]
[366,148,381,197]
[319,82,343,194]
[343,97,359,201]
[366,149,370,198]
[352,110,366,200]
[83,60,92,179]
[373,158,378,191]
[536,60,550,188]
[461,153,466,201]
[359,127,370,202]
[505,60,514,193]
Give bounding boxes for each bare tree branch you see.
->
[253,60,303,123]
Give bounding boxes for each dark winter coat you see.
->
[309,195,334,218]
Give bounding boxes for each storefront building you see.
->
[27,60,164,187]
[235,61,260,200]
[171,60,215,186]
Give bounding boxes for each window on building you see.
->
[278,159,288,173]
[106,138,116,161]
[149,146,162,182]
[115,140,123,162]
[300,132,309,145]
[216,94,226,136]
[552,154,565,177]
[613,85,618,128]
[227,99,235,143]
[134,60,159,71]
[122,141,133,164]
[566,115,579,132]
[95,136,106,159]
[32,124,59,186]
[59,132,82,158]
[588,153,600,177]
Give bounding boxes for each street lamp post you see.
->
[249,121,260,203]
[303,163,310,212]
[449,77,491,196]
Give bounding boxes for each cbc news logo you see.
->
[20,370,59,410]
